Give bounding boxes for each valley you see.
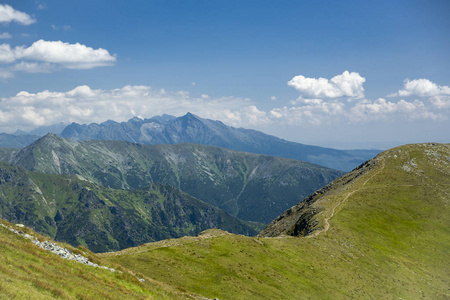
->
[0,133,344,224]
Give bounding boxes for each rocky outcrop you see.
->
[1,223,115,271]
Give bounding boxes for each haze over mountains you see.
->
[0,113,380,171]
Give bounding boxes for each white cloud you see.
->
[429,95,450,109]
[13,61,53,73]
[0,44,15,63]
[0,40,116,72]
[0,32,12,39]
[349,98,444,122]
[16,40,116,69]
[0,4,36,25]
[269,99,346,126]
[0,85,260,132]
[288,71,365,98]
[392,78,450,97]
[1,73,448,145]
[52,24,72,31]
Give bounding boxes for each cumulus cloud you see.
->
[0,40,116,71]
[391,78,450,97]
[0,44,15,63]
[16,40,116,69]
[0,85,264,132]
[284,73,449,126]
[288,71,365,98]
[429,95,450,109]
[1,73,448,136]
[0,4,36,25]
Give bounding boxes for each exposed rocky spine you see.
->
[0,223,115,271]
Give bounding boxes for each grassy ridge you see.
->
[102,143,450,299]
[0,219,196,299]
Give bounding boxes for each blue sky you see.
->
[0,0,449,149]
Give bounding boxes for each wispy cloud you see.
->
[51,24,72,31]
[37,2,47,10]
[0,32,12,39]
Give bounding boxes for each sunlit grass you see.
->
[103,144,450,300]
[0,219,196,299]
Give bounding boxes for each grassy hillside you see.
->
[102,143,450,299]
[0,162,262,252]
[0,219,196,299]
[6,134,344,223]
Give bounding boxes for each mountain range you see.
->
[0,133,344,224]
[0,161,262,252]
[0,113,380,171]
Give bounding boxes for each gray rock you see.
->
[3,223,115,272]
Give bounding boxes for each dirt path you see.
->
[307,160,385,238]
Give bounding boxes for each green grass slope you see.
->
[6,133,344,223]
[0,219,197,299]
[0,162,262,252]
[102,143,450,299]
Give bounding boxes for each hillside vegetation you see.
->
[0,162,261,252]
[0,219,195,299]
[4,133,344,223]
[102,143,450,299]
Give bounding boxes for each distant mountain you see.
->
[0,113,379,171]
[3,134,344,224]
[60,113,380,171]
[14,122,68,136]
[0,133,40,148]
[0,162,262,252]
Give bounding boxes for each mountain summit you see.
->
[59,113,379,171]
